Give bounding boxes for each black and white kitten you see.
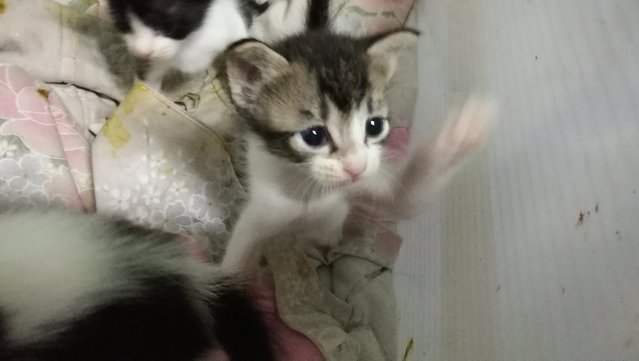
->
[216,30,496,271]
[0,209,275,361]
[249,0,331,42]
[105,0,267,88]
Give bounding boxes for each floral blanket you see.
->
[0,64,95,212]
[0,0,417,360]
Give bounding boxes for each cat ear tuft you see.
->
[223,40,289,108]
[367,29,419,85]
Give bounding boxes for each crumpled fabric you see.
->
[0,0,417,359]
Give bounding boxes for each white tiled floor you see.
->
[394,1,639,360]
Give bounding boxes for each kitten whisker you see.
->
[293,177,315,199]
[299,177,318,201]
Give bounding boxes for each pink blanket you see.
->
[0,64,94,212]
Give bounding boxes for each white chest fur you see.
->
[221,139,350,271]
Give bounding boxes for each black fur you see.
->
[0,310,7,357]
[228,110,309,163]
[107,0,263,40]
[307,0,330,30]
[108,0,211,39]
[5,275,211,361]
[214,287,276,361]
[219,32,377,162]
[4,278,274,361]
[1,277,274,361]
[273,31,370,112]
[238,110,307,163]
[0,214,276,361]
[242,0,270,25]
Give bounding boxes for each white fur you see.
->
[125,15,178,60]
[249,0,308,42]
[0,210,214,343]
[222,135,351,269]
[222,97,496,272]
[291,103,387,185]
[219,30,492,272]
[0,212,120,342]
[124,0,249,87]
[221,104,388,270]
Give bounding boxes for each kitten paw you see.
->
[431,96,497,168]
[389,96,498,219]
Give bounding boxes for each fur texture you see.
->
[105,0,336,87]
[0,210,275,361]
[217,30,496,272]
[106,0,264,88]
[249,0,333,43]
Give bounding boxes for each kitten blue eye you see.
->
[300,126,328,147]
[366,117,387,138]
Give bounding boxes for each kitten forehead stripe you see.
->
[272,31,370,113]
[319,96,329,121]
[307,0,330,30]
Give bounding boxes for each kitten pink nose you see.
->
[133,48,153,59]
[343,162,365,182]
[341,149,367,182]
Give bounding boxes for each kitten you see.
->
[216,30,496,271]
[106,0,267,89]
[249,0,330,43]
[0,209,275,361]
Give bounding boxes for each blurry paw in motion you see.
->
[430,96,498,168]
[391,96,498,219]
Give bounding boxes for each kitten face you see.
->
[293,108,390,185]
[123,14,180,60]
[222,30,417,194]
[108,0,211,59]
[256,68,391,187]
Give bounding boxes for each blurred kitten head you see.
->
[107,0,211,60]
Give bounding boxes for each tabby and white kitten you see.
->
[0,210,275,361]
[106,0,267,89]
[217,30,495,270]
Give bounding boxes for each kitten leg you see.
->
[141,62,170,91]
[222,200,296,272]
[221,214,262,272]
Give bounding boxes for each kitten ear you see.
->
[223,40,289,108]
[367,29,419,85]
